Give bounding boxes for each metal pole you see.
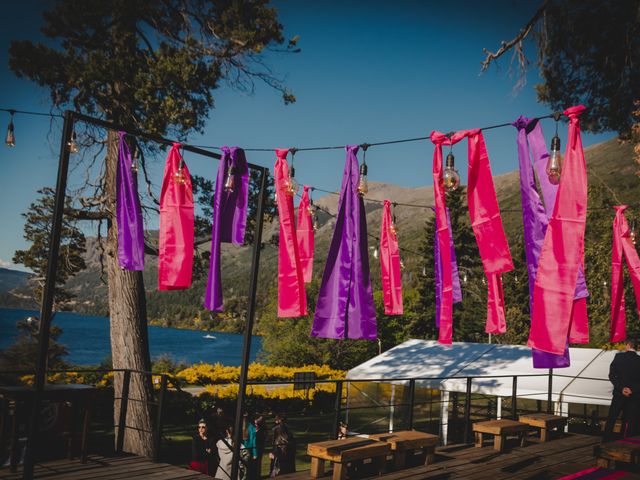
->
[407,379,416,430]
[153,374,168,462]
[231,169,268,480]
[463,377,472,444]
[547,369,553,414]
[22,110,74,479]
[511,376,518,420]
[116,369,131,453]
[332,381,343,439]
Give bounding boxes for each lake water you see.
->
[0,308,262,366]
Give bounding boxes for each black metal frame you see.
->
[21,110,269,480]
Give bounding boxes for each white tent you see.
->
[346,339,616,443]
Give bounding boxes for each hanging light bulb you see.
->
[514,273,519,284]
[400,258,405,270]
[224,165,236,193]
[630,218,637,245]
[372,246,379,259]
[390,208,398,236]
[313,212,320,232]
[308,197,314,216]
[547,113,563,185]
[463,273,468,283]
[67,129,79,154]
[422,266,427,276]
[274,191,278,205]
[358,144,369,196]
[443,150,460,191]
[131,144,140,173]
[173,161,186,185]
[5,111,15,147]
[481,277,487,286]
[286,165,299,196]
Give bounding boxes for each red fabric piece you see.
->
[611,205,640,342]
[274,149,307,317]
[430,130,470,344]
[158,143,194,290]
[297,185,314,283]
[529,105,589,354]
[467,130,514,334]
[189,460,208,473]
[380,200,403,315]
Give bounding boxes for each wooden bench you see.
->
[307,437,391,480]
[595,437,640,469]
[519,413,568,442]
[473,420,528,453]
[369,430,439,470]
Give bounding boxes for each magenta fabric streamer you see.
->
[513,116,571,368]
[312,145,377,340]
[116,132,144,270]
[434,207,462,329]
[204,146,249,312]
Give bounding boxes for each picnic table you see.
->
[519,413,568,442]
[307,436,391,480]
[473,419,528,452]
[595,437,640,469]
[368,430,439,470]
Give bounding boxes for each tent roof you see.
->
[346,339,615,406]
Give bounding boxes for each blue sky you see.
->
[0,0,615,271]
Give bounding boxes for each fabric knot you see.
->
[563,105,586,118]
[275,148,289,160]
[346,144,359,154]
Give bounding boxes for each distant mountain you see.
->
[3,137,637,331]
[0,268,32,294]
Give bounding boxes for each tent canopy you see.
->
[346,339,616,406]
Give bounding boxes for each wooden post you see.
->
[153,374,168,462]
[116,369,131,454]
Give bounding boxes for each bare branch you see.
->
[480,0,550,73]
[65,207,108,221]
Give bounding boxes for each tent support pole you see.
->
[547,369,553,414]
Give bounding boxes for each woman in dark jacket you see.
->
[190,419,213,474]
[269,413,296,476]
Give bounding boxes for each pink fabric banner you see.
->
[297,185,314,283]
[466,129,514,333]
[274,149,307,317]
[430,130,470,344]
[380,200,403,315]
[158,143,194,290]
[529,105,589,355]
[610,205,640,342]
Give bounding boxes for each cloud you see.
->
[0,259,13,268]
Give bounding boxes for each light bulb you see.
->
[131,145,139,173]
[173,167,186,185]
[389,222,398,236]
[5,115,15,147]
[358,163,368,196]
[372,246,379,259]
[463,273,468,283]
[514,274,519,284]
[546,135,562,185]
[285,166,299,196]
[224,165,236,193]
[400,258,405,270]
[630,219,637,245]
[313,214,320,232]
[274,191,278,205]
[422,266,427,276]
[68,130,79,154]
[307,200,314,217]
[443,152,460,191]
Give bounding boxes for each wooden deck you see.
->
[281,433,640,480]
[0,454,210,479]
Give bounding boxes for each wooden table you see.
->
[519,413,568,442]
[595,437,640,469]
[307,437,391,480]
[473,419,528,453]
[369,430,439,470]
[0,384,97,472]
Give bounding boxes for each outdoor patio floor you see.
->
[0,453,210,479]
[280,433,640,480]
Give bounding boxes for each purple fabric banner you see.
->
[514,116,582,368]
[116,132,145,270]
[312,145,377,339]
[204,146,249,311]
[434,207,462,329]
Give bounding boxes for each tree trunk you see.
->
[105,130,154,457]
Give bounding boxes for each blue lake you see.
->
[0,308,262,366]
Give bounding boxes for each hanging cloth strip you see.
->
[297,185,314,283]
[430,130,470,343]
[514,116,572,367]
[467,129,514,334]
[434,207,462,329]
[116,132,144,270]
[158,143,194,290]
[312,145,377,339]
[529,105,589,355]
[380,200,403,315]
[610,205,640,342]
[274,149,307,317]
[204,146,250,311]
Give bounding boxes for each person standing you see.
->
[604,337,640,441]
[189,419,213,474]
[216,425,242,480]
[269,413,296,476]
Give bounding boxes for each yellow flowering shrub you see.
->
[177,363,346,386]
[203,382,337,400]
